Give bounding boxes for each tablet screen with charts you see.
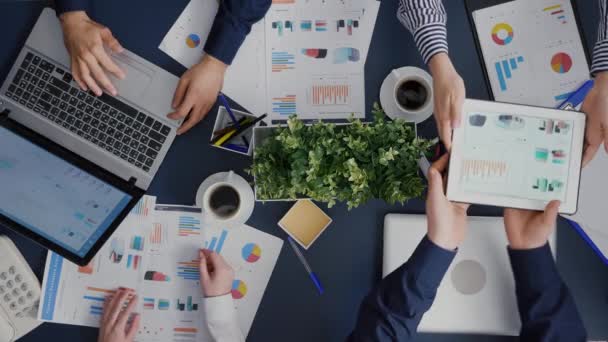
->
[447,100,585,214]
[468,0,590,107]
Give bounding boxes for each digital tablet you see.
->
[447,99,585,214]
[0,116,144,266]
[465,0,590,107]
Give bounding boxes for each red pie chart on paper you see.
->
[551,52,573,74]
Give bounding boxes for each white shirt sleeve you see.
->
[397,0,448,64]
[203,294,245,342]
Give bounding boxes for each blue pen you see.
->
[287,236,324,295]
[557,80,594,110]
[224,143,249,154]
[218,93,240,128]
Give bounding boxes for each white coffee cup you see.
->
[196,171,255,227]
[393,74,432,114]
[202,174,241,221]
[380,66,434,123]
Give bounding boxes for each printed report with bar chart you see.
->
[472,0,589,107]
[264,0,377,120]
[39,196,283,341]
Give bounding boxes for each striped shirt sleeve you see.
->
[397,0,448,64]
[592,0,608,75]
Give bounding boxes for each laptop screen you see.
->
[0,125,132,257]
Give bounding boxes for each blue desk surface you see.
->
[0,1,606,341]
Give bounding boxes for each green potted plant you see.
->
[250,104,433,209]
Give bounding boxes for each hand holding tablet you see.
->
[446,99,585,214]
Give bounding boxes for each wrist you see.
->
[59,11,89,26]
[508,239,547,250]
[594,72,608,91]
[428,53,453,77]
[427,231,458,251]
[201,54,228,74]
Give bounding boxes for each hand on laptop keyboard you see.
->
[5,52,171,173]
[59,11,125,97]
[168,54,227,135]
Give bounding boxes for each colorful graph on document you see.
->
[495,56,524,91]
[300,20,312,31]
[204,229,228,254]
[176,296,199,312]
[130,235,144,251]
[231,279,247,299]
[185,34,201,48]
[126,254,141,270]
[149,223,166,246]
[491,23,514,46]
[310,84,350,105]
[143,298,170,310]
[131,196,151,216]
[178,216,201,237]
[543,4,567,24]
[554,91,573,102]
[272,95,297,116]
[315,20,327,31]
[173,327,197,341]
[461,160,508,180]
[551,52,572,74]
[176,259,199,281]
[143,297,155,310]
[242,243,262,263]
[83,287,114,316]
[271,51,295,72]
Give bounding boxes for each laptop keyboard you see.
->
[3,51,172,172]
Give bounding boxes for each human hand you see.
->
[168,55,227,135]
[60,11,125,96]
[426,154,470,250]
[98,288,140,342]
[581,72,608,166]
[199,249,234,297]
[428,53,466,150]
[503,201,560,250]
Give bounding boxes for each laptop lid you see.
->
[0,113,144,266]
[383,214,556,336]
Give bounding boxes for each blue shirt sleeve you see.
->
[508,243,587,341]
[204,0,271,65]
[53,0,90,15]
[348,236,456,341]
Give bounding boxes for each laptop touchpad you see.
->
[109,52,154,101]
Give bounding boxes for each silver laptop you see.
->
[0,8,180,191]
[383,214,556,336]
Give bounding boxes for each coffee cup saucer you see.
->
[380,66,434,124]
[195,171,255,228]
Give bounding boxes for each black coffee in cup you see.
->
[209,185,240,218]
[395,79,428,111]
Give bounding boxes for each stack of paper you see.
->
[158,0,380,119]
[39,196,284,340]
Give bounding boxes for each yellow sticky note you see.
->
[278,200,332,249]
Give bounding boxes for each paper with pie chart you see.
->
[38,196,283,341]
[158,0,219,69]
[472,0,589,107]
